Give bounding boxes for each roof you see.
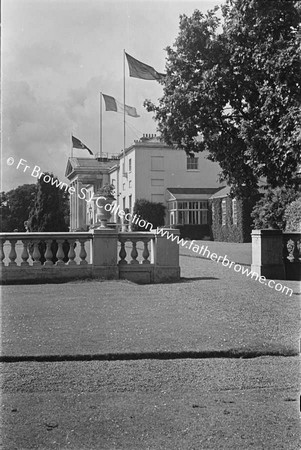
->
[122,137,175,156]
[167,187,224,195]
[167,187,225,201]
[209,185,231,199]
[65,157,117,179]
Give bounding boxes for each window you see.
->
[123,197,126,210]
[221,199,226,226]
[212,204,215,223]
[151,156,164,171]
[129,180,132,188]
[187,157,199,170]
[151,179,164,186]
[123,183,125,190]
[170,200,208,225]
[232,199,237,225]
[129,158,132,172]
[129,195,132,211]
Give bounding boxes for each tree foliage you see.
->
[28,173,69,232]
[251,186,300,230]
[132,199,166,231]
[0,184,36,231]
[284,198,301,232]
[145,0,301,196]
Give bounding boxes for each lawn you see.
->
[1,253,299,358]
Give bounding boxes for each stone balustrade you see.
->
[251,229,301,281]
[0,228,180,284]
[118,232,154,265]
[1,232,92,284]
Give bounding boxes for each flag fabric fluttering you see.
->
[102,93,140,118]
[125,53,166,81]
[72,136,93,155]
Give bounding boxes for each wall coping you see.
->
[0,232,92,240]
[251,229,283,236]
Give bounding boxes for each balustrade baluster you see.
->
[44,240,54,266]
[21,240,30,266]
[67,240,76,265]
[130,240,139,265]
[32,241,41,266]
[0,239,5,266]
[119,239,127,265]
[142,239,150,264]
[55,240,65,266]
[79,239,87,265]
[8,239,17,266]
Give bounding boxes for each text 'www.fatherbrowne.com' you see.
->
[154,227,293,297]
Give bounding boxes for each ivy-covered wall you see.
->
[210,195,259,243]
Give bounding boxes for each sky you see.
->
[2,0,224,191]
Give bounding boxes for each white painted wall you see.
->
[109,141,223,217]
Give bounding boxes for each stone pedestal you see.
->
[251,229,285,279]
[154,228,180,282]
[90,229,118,279]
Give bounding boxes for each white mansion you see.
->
[65,134,225,234]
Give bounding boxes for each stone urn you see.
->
[95,196,114,228]
[94,184,116,228]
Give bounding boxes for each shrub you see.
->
[132,199,166,231]
[251,187,299,230]
[284,198,301,232]
[97,183,115,199]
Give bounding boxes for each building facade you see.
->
[108,135,224,237]
[66,134,259,241]
[65,154,119,230]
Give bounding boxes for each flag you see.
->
[125,52,166,81]
[102,94,140,118]
[72,136,93,155]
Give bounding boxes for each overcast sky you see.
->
[2,0,223,191]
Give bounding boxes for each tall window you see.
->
[232,199,237,225]
[129,195,132,212]
[129,158,132,172]
[221,199,226,226]
[187,156,199,170]
[123,197,126,210]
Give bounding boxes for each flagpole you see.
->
[100,92,103,159]
[123,49,126,176]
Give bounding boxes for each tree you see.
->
[0,184,37,231]
[251,186,299,230]
[145,0,301,197]
[284,198,301,232]
[28,173,69,231]
[132,199,166,231]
